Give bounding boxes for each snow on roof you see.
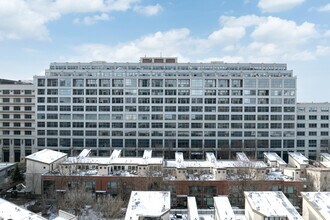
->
[264,152,287,165]
[320,153,330,162]
[78,149,91,157]
[111,157,163,165]
[301,192,330,219]
[143,150,152,159]
[110,149,121,159]
[206,153,216,163]
[0,162,15,171]
[244,191,303,220]
[289,152,309,165]
[64,156,111,165]
[63,149,163,166]
[236,152,250,162]
[320,161,330,168]
[125,191,170,220]
[0,198,46,219]
[216,160,267,169]
[214,196,236,220]
[26,149,67,164]
[187,197,199,220]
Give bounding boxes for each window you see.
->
[309,140,317,147]
[297,140,305,147]
[112,79,123,87]
[297,115,305,120]
[309,123,317,128]
[309,115,317,120]
[321,115,329,120]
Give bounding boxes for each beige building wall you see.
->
[306,168,330,191]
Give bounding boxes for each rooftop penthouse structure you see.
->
[34,57,297,160]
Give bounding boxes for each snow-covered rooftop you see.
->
[236,152,250,162]
[0,198,46,219]
[301,192,330,219]
[125,191,170,220]
[165,153,267,169]
[0,162,15,171]
[63,156,111,165]
[26,149,67,164]
[78,149,91,157]
[320,153,330,162]
[264,152,287,165]
[289,152,309,165]
[110,149,121,159]
[214,196,236,220]
[187,197,199,220]
[244,191,303,220]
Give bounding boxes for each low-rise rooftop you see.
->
[0,198,46,220]
[288,152,309,166]
[26,149,67,164]
[0,163,15,172]
[301,192,330,219]
[264,152,287,166]
[214,196,236,220]
[244,191,303,220]
[320,153,330,162]
[125,191,170,220]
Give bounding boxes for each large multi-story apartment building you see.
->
[34,57,297,160]
[0,79,35,162]
[296,103,330,159]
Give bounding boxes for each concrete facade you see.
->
[0,80,35,162]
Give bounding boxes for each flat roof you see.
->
[0,198,46,219]
[320,161,330,168]
[0,163,15,172]
[289,152,309,165]
[26,149,67,164]
[187,197,199,220]
[166,153,267,169]
[244,191,303,220]
[214,196,236,220]
[125,191,170,220]
[301,192,330,219]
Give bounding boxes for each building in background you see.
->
[296,103,330,160]
[0,58,329,162]
[0,79,35,162]
[34,57,297,160]
[125,191,171,220]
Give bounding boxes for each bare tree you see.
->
[58,185,94,217]
[93,195,126,219]
[228,160,263,208]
